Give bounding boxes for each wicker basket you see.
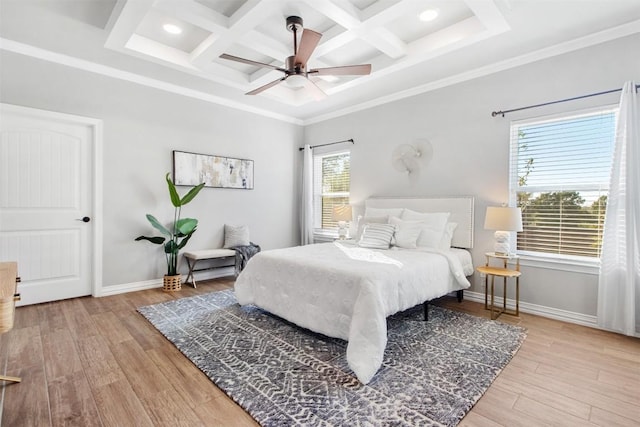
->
[163,275,182,292]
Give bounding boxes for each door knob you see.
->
[76,216,91,223]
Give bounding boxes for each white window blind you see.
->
[313,151,350,231]
[510,107,617,258]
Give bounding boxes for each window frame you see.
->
[312,149,351,241]
[508,105,617,274]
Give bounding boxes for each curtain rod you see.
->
[298,138,354,151]
[491,84,639,117]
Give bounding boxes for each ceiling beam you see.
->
[237,30,290,63]
[304,0,407,59]
[104,0,155,50]
[464,0,510,33]
[154,0,228,34]
[360,27,407,59]
[189,0,272,67]
[306,0,362,29]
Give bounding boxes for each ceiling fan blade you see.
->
[309,64,372,76]
[294,29,322,68]
[302,78,327,101]
[246,77,286,95]
[220,53,286,72]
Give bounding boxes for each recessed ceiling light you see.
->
[419,9,439,22]
[163,24,182,35]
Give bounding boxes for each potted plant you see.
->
[135,173,205,291]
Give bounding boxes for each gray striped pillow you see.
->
[358,223,396,249]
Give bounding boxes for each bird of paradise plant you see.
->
[135,173,205,276]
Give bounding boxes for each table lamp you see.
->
[484,206,523,255]
[332,205,353,240]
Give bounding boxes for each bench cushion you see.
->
[183,249,236,260]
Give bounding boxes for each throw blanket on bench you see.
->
[232,242,261,273]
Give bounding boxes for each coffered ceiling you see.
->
[105,0,509,105]
[1,0,639,124]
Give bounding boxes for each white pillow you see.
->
[364,207,404,219]
[401,210,450,248]
[358,223,396,249]
[224,224,250,248]
[438,222,458,250]
[389,216,423,249]
[355,216,388,240]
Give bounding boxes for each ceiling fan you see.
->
[220,16,372,100]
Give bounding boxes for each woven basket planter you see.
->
[163,275,182,292]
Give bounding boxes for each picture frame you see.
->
[172,150,254,190]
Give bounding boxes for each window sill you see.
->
[515,252,600,275]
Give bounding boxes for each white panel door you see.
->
[0,104,95,305]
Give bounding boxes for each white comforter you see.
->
[234,241,470,384]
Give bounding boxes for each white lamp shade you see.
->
[484,206,523,232]
[331,205,353,222]
[484,206,522,255]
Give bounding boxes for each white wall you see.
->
[303,33,640,318]
[1,32,638,314]
[0,51,303,287]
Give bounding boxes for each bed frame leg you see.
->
[456,290,464,303]
[423,302,429,321]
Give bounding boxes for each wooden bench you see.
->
[183,249,236,288]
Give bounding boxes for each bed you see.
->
[234,196,474,384]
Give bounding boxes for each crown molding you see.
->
[0,38,304,126]
[2,17,638,127]
[303,19,640,125]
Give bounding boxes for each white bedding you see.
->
[451,247,474,277]
[234,241,471,384]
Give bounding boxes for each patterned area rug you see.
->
[138,290,526,426]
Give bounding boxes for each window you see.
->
[313,150,350,234]
[510,107,617,259]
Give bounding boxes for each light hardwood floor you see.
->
[1,277,639,426]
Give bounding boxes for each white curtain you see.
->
[597,81,639,336]
[300,144,314,245]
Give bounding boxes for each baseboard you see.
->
[97,273,598,329]
[96,267,235,297]
[97,278,162,296]
[463,290,598,328]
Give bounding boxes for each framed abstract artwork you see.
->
[173,150,254,189]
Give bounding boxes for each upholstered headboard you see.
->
[364,196,475,249]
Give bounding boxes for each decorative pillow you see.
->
[224,224,250,248]
[400,210,450,248]
[364,207,404,219]
[355,215,388,240]
[358,223,396,249]
[389,216,423,249]
[438,222,458,250]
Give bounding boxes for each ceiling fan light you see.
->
[286,74,307,88]
[419,9,439,22]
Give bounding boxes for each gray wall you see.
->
[0,51,303,287]
[304,33,640,317]
[1,32,638,315]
